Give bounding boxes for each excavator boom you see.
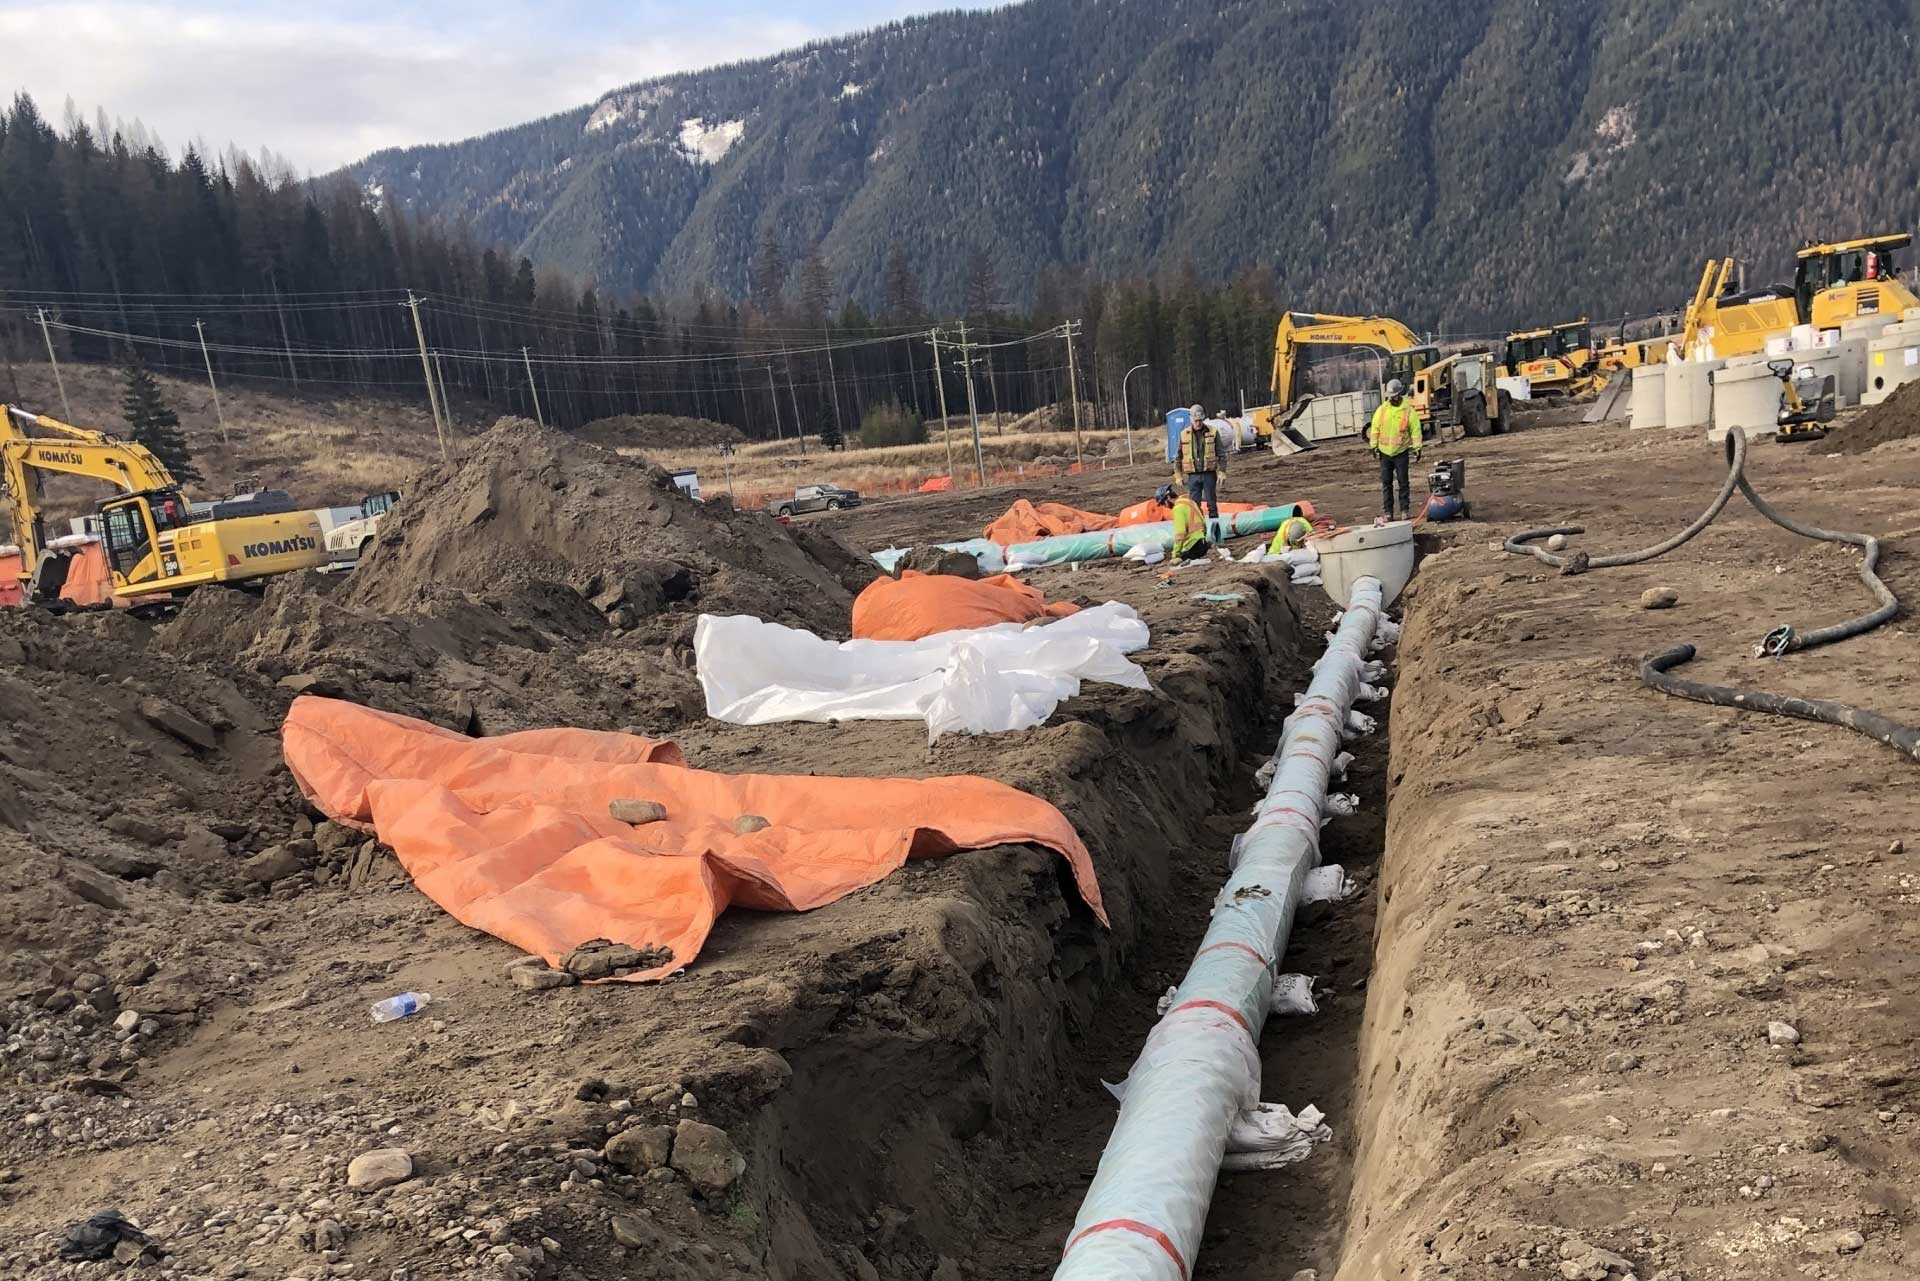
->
[1271,312,1427,409]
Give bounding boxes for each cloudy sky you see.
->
[1,0,990,173]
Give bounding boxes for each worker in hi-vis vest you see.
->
[1267,513,1313,557]
[1176,404,1224,520]
[1158,483,1211,561]
[1367,380,1423,522]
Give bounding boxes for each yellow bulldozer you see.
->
[1499,318,1610,400]
[1,404,328,610]
[1678,233,1920,360]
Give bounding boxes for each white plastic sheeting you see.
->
[694,603,1151,742]
[1052,576,1386,1281]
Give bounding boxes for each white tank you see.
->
[1664,358,1722,429]
[1630,365,1668,430]
[1308,521,1415,608]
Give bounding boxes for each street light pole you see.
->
[1121,363,1148,466]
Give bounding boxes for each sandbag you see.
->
[283,698,1108,982]
[852,569,1079,642]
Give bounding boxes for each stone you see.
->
[346,1148,414,1191]
[105,813,179,846]
[1639,587,1680,610]
[139,696,219,750]
[560,938,667,979]
[314,822,360,854]
[1767,1021,1801,1046]
[606,1124,674,1172]
[510,964,573,991]
[608,799,668,825]
[278,673,344,698]
[85,848,162,880]
[1890,840,1904,856]
[112,1010,141,1034]
[60,864,128,911]
[313,1220,346,1250]
[1601,1052,1641,1073]
[608,1215,653,1249]
[733,814,771,835]
[244,845,307,885]
[670,1119,745,1194]
[1546,534,1569,552]
[1831,1230,1865,1254]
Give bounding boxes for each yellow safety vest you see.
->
[1368,400,1423,456]
[1268,515,1312,555]
[1179,425,1218,474]
[1171,496,1207,555]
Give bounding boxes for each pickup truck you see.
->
[769,484,862,517]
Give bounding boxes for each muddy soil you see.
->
[0,419,1329,1281]
[5,408,1918,1281]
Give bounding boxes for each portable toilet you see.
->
[1164,408,1193,463]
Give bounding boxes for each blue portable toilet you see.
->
[1164,408,1192,463]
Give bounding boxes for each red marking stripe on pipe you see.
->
[1196,940,1272,967]
[1062,1219,1189,1279]
[1168,998,1252,1035]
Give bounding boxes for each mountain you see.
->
[347,0,1920,327]
[319,1,1920,326]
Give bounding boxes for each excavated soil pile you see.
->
[1813,378,1920,454]
[347,417,873,638]
[155,419,881,733]
[574,413,745,451]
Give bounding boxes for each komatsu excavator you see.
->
[1,404,327,608]
[1259,312,1504,442]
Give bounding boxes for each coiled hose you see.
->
[1505,431,1917,762]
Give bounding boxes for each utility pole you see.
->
[36,309,72,421]
[268,273,300,384]
[1121,362,1149,466]
[520,347,544,430]
[763,365,783,442]
[194,319,228,446]
[405,292,450,458]
[779,342,807,457]
[433,350,452,434]
[955,322,987,487]
[1062,320,1086,467]
[929,328,955,480]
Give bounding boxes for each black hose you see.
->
[1505,430,1747,575]
[1641,645,1920,762]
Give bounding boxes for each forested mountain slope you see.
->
[349,0,1920,326]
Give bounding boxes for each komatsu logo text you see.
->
[243,535,316,558]
[33,449,84,466]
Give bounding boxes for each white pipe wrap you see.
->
[1054,576,1385,1281]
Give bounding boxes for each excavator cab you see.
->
[98,488,189,584]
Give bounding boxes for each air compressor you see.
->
[1423,457,1471,521]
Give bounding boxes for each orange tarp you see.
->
[917,475,955,493]
[282,697,1106,982]
[851,570,1080,642]
[1112,499,1264,526]
[983,499,1116,546]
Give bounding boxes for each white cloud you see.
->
[0,3,827,173]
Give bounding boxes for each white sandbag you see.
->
[1269,974,1319,1016]
[1302,865,1355,903]
[1221,1103,1332,1171]
[695,603,1151,742]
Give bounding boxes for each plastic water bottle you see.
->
[369,992,432,1023]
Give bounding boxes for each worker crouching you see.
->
[1159,483,1211,562]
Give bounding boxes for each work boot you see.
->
[1375,512,1391,527]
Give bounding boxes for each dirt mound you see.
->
[898,546,982,579]
[1813,379,1920,454]
[347,417,867,642]
[575,413,744,452]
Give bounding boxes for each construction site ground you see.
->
[1,406,1917,1281]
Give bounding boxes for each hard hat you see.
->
[1155,484,1176,506]
[1386,379,1406,398]
[1189,404,1204,416]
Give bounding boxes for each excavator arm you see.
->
[1,404,179,573]
[1270,312,1427,409]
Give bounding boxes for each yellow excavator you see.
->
[1,404,327,608]
[1678,234,1920,360]
[1259,311,1505,441]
